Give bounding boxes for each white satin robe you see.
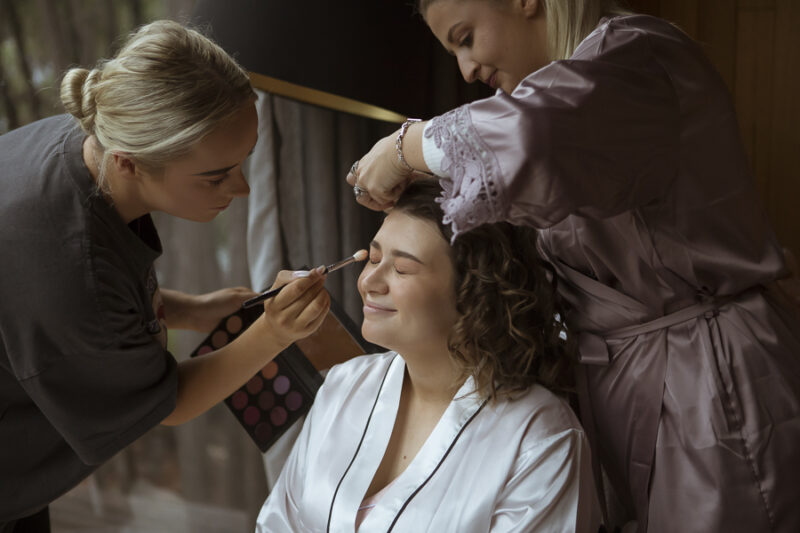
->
[255,352,599,532]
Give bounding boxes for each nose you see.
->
[227,168,250,198]
[358,262,389,296]
[456,53,480,84]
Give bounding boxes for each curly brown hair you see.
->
[394,180,575,400]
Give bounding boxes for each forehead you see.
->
[425,0,487,35]
[170,101,258,174]
[374,211,449,258]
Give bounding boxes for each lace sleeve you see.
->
[424,106,508,240]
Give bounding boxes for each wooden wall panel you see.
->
[767,0,800,259]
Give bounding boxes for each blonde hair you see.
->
[60,20,254,189]
[541,0,629,60]
[419,0,629,61]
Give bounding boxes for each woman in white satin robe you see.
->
[256,181,599,532]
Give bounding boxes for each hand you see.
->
[346,132,412,211]
[261,268,331,348]
[192,286,258,332]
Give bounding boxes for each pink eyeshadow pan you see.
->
[270,406,288,426]
[273,375,290,395]
[197,345,213,356]
[226,315,243,334]
[261,361,278,379]
[231,390,248,410]
[211,329,228,348]
[243,406,261,426]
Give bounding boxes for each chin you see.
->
[361,322,394,352]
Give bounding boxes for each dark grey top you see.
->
[0,115,177,521]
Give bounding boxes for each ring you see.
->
[350,160,359,175]
[353,185,367,199]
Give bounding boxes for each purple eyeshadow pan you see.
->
[273,375,290,395]
[270,406,288,426]
[286,391,303,411]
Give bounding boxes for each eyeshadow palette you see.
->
[190,296,373,452]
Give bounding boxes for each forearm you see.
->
[161,315,287,425]
[160,288,197,330]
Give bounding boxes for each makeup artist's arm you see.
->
[161,269,330,426]
[161,287,257,333]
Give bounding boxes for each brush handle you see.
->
[241,285,285,309]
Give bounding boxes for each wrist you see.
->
[395,118,421,173]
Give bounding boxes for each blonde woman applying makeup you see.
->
[346,1,800,532]
[0,21,329,532]
[256,180,600,532]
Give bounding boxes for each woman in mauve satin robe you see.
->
[346,0,800,532]
[257,181,600,532]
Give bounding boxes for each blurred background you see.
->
[1,0,797,532]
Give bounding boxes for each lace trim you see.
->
[424,106,507,240]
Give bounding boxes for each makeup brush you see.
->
[242,249,368,309]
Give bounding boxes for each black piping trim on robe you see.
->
[327,354,398,533]
[386,398,488,532]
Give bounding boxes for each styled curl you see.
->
[394,180,575,400]
[60,67,103,133]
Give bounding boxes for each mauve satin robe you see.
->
[421,14,800,533]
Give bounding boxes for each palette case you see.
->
[189,296,374,452]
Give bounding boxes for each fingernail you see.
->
[292,270,311,278]
[315,265,326,275]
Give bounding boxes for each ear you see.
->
[519,0,540,18]
[111,152,139,181]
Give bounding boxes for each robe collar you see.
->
[327,353,487,532]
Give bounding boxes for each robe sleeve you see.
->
[490,428,599,533]
[422,15,683,236]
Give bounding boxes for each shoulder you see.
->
[571,14,707,77]
[497,385,585,454]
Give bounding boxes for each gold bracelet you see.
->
[395,118,421,172]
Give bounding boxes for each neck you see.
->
[400,341,464,405]
[82,135,147,223]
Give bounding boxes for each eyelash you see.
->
[368,256,407,275]
[459,33,473,47]
[209,173,230,187]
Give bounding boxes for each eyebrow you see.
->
[447,22,464,45]
[370,240,425,265]
[192,147,257,176]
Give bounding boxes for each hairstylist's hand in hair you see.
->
[347,121,432,211]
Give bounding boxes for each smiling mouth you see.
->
[488,71,498,89]
[364,302,397,313]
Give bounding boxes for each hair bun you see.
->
[60,67,101,132]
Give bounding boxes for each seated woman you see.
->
[256,180,599,532]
